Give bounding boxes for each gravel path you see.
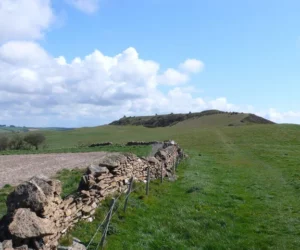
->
[0,152,110,188]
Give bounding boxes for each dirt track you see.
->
[0,152,110,188]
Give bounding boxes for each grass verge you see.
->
[0,184,14,218]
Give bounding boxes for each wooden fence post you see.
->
[123,177,133,213]
[173,158,176,175]
[146,167,150,195]
[160,162,163,184]
[97,198,115,250]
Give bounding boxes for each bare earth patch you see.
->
[0,152,110,188]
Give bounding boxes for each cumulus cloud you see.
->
[157,68,189,85]
[65,0,100,14]
[1,41,298,126]
[157,59,204,86]
[264,108,300,124]
[0,0,55,42]
[179,59,204,73]
[0,0,242,127]
[0,41,231,126]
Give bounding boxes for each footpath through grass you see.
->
[61,124,300,249]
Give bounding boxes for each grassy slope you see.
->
[46,124,300,249]
[103,124,300,249]
[109,110,274,128]
[1,124,300,249]
[174,113,249,128]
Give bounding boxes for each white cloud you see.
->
[157,68,189,85]
[0,0,55,42]
[1,40,298,126]
[264,108,300,124]
[0,41,235,126]
[157,59,204,86]
[179,59,204,73]
[0,41,50,65]
[65,0,100,14]
[209,97,237,111]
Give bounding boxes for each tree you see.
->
[24,133,46,150]
[0,135,8,151]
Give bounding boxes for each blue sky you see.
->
[0,0,299,127]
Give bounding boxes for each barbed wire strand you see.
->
[86,181,146,249]
[86,184,131,249]
[86,205,113,250]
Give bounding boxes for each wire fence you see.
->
[85,155,182,250]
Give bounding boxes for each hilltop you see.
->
[110,110,275,128]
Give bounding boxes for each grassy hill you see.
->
[1,117,300,249]
[44,123,300,249]
[110,110,275,128]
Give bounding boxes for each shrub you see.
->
[24,133,46,150]
[8,134,24,150]
[0,135,8,151]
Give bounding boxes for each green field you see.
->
[0,145,151,158]
[53,123,300,249]
[1,123,300,249]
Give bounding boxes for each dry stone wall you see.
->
[0,142,184,250]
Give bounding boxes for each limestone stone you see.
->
[58,241,86,250]
[65,209,72,217]
[87,165,109,176]
[110,182,117,187]
[98,183,109,190]
[80,190,90,197]
[14,245,28,250]
[2,240,12,249]
[82,206,92,214]
[70,206,77,215]
[63,197,74,207]
[9,208,55,238]
[91,202,97,209]
[6,182,46,214]
[113,176,124,182]
[98,153,127,169]
[87,218,93,223]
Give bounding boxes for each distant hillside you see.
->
[0,126,74,133]
[30,127,75,132]
[110,110,275,128]
[0,126,29,133]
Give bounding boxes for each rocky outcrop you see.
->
[0,141,184,249]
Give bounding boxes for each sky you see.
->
[0,0,300,127]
